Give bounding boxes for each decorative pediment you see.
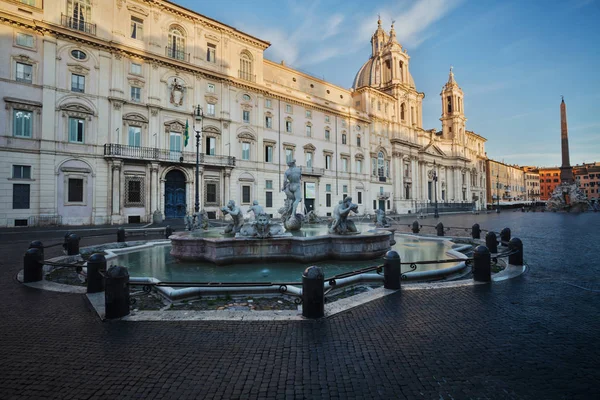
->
[14,54,35,63]
[237,131,256,142]
[263,139,276,145]
[127,77,145,87]
[205,94,218,104]
[306,121,313,127]
[354,153,364,160]
[265,111,273,117]
[323,149,333,155]
[67,63,90,76]
[203,125,221,136]
[59,103,93,116]
[303,143,316,151]
[421,142,446,157]
[127,4,149,16]
[205,34,220,42]
[164,119,185,133]
[282,142,296,149]
[285,116,293,122]
[238,172,255,182]
[340,152,350,158]
[123,112,148,126]
[241,103,253,112]
[4,97,42,111]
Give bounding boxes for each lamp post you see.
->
[193,105,203,215]
[433,161,439,218]
[496,171,500,213]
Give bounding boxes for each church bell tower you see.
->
[440,67,466,148]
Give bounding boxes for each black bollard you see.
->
[411,220,420,234]
[383,250,401,290]
[500,228,511,246]
[87,253,106,293]
[117,227,126,243]
[165,225,173,239]
[65,233,80,255]
[485,231,498,254]
[471,223,481,239]
[436,222,444,236]
[23,248,44,283]
[302,266,324,319]
[104,265,130,319]
[29,240,44,259]
[473,245,491,282]
[508,237,523,266]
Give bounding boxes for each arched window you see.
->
[342,133,347,145]
[168,26,186,61]
[356,135,361,147]
[400,103,405,120]
[399,61,403,82]
[239,51,253,82]
[67,0,92,32]
[378,152,385,177]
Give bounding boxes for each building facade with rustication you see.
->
[0,0,487,227]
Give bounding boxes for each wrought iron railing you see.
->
[104,144,236,167]
[238,70,256,82]
[415,201,475,214]
[61,14,96,35]
[302,166,324,176]
[165,47,190,62]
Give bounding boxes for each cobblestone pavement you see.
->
[1,212,599,399]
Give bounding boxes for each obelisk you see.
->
[559,96,574,183]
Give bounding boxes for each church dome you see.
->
[352,56,416,90]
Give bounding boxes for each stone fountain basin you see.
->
[170,230,393,265]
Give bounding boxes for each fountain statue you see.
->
[279,159,303,231]
[304,210,321,224]
[546,183,588,212]
[246,200,264,220]
[374,209,391,228]
[184,211,208,231]
[328,197,359,234]
[221,200,244,234]
[238,213,287,238]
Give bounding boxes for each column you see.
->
[111,160,122,218]
[150,162,159,213]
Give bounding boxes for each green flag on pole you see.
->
[184,119,189,147]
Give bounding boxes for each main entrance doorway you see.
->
[304,182,316,213]
[378,199,385,210]
[165,169,186,218]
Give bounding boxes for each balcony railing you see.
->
[61,14,96,35]
[238,70,256,82]
[104,144,235,167]
[301,166,324,176]
[165,47,190,62]
[377,192,391,199]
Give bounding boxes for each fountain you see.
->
[169,162,393,265]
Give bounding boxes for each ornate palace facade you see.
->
[0,0,487,227]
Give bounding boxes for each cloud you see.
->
[463,81,509,96]
[570,122,600,132]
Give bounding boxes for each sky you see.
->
[177,0,600,168]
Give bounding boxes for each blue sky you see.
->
[178,0,600,167]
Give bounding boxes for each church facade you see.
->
[0,0,487,227]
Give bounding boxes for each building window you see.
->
[206,183,217,203]
[325,115,330,123]
[357,191,362,204]
[242,94,251,102]
[205,137,216,155]
[373,200,377,209]
[128,126,141,147]
[242,185,251,204]
[286,104,292,113]
[343,185,348,193]
[285,148,293,163]
[13,110,32,138]
[387,200,391,209]
[326,184,331,192]
[13,184,30,209]
[326,193,331,207]
[325,154,331,170]
[341,157,348,172]
[125,177,144,207]
[356,159,362,173]
[68,178,84,202]
[207,83,215,93]
[306,110,312,118]
[168,27,186,60]
[266,191,273,208]
[266,180,273,190]
[306,125,312,137]
[242,142,250,160]
[265,145,273,162]
[325,129,330,141]
[130,16,143,39]
[169,133,181,156]
[265,116,272,129]
[130,62,141,74]
[239,51,253,81]
[71,74,85,92]
[357,135,361,147]
[243,110,250,123]
[342,134,347,144]
[377,152,385,177]
[13,165,32,179]
[286,120,292,133]
[447,96,452,113]
[16,62,32,83]
[265,99,272,108]
[305,152,313,168]
[68,117,85,143]
[206,103,215,116]
[207,43,216,63]
[401,103,405,120]
[67,0,92,32]
[16,33,34,48]
[130,86,141,102]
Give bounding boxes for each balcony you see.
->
[165,47,190,63]
[61,14,96,35]
[104,144,235,167]
[238,70,256,82]
[378,176,387,183]
[377,192,391,199]
[301,166,324,177]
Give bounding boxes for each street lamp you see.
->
[433,161,439,218]
[193,105,203,215]
[496,171,500,213]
